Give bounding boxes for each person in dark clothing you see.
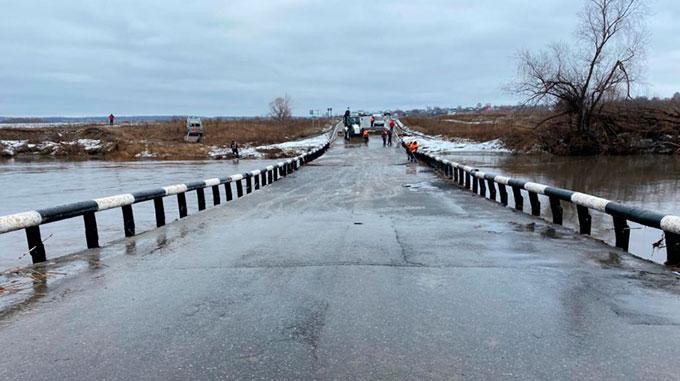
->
[108,114,115,126]
[230,140,239,159]
[343,108,351,127]
[381,129,387,147]
[387,129,393,146]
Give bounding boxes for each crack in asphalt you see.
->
[391,218,426,267]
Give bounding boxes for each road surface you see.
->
[1,138,680,380]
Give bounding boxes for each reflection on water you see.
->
[441,152,680,264]
[0,159,279,270]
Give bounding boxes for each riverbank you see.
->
[403,102,680,155]
[0,118,333,160]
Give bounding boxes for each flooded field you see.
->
[441,152,680,264]
[0,159,279,270]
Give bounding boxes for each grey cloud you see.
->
[0,0,678,116]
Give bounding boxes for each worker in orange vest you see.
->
[408,140,418,162]
[362,128,369,143]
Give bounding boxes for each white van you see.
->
[185,117,204,143]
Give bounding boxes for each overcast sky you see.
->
[1,0,678,117]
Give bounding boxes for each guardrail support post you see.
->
[478,177,486,197]
[528,192,540,216]
[472,176,479,194]
[511,186,523,211]
[212,185,221,206]
[576,206,591,235]
[25,226,47,264]
[549,196,563,225]
[122,205,135,237]
[268,170,274,183]
[612,216,630,251]
[254,174,260,190]
[666,233,680,266]
[453,167,459,183]
[225,183,233,201]
[274,168,279,181]
[177,193,188,218]
[83,212,99,248]
[246,175,253,194]
[154,197,165,227]
[196,188,206,211]
[499,185,508,206]
[458,169,464,186]
[236,180,244,198]
[261,172,267,186]
[487,179,496,202]
[464,172,471,190]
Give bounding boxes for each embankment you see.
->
[404,101,680,155]
[0,118,332,160]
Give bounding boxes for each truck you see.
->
[185,117,204,143]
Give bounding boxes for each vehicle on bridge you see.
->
[344,115,363,140]
[184,117,204,143]
[372,114,385,128]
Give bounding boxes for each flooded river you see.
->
[441,152,680,264]
[0,159,279,270]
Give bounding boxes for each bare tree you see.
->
[269,94,293,123]
[513,0,647,133]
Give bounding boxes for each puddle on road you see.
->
[403,182,440,192]
[510,222,563,239]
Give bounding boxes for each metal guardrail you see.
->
[0,125,339,264]
[397,123,680,266]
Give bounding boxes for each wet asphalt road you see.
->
[2,138,680,380]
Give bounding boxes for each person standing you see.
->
[230,140,239,159]
[381,129,387,147]
[388,119,396,147]
[370,115,375,128]
[387,128,393,146]
[108,114,115,126]
[343,108,351,127]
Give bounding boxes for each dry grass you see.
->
[0,118,333,160]
[402,111,548,151]
[403,101,680,155]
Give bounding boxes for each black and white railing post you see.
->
[667,233,680,266]
[212,185,221,206]
[26,226,47,263]
[154,198,165,227]
[83,212,99,249]
[548,196,563,225]
[122,205,135,237]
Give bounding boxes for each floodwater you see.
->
[440,152,680,264]
[0,158,279,270]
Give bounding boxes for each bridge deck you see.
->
[1,139,680,380]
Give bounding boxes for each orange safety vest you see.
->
[362,129,369,137]
[410,142,418,153]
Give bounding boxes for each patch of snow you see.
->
[0,140,28,156]
[135,150,158,159]
[402,135,510,153]
[257,133,329,155]
[37,141,60,154]
[208,146,264,160]
[76,139,102,152]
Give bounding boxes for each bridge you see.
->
[1,130,680,379]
